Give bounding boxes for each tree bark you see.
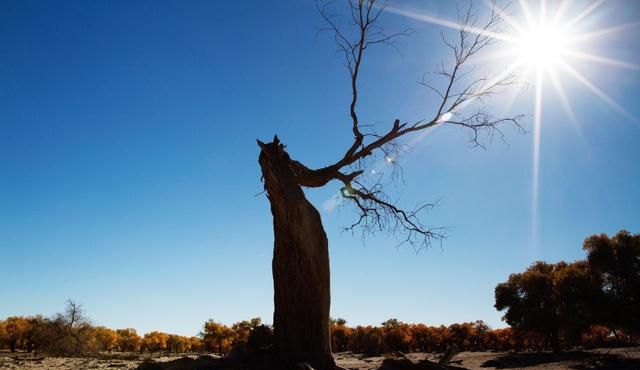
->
[258,138,334,370]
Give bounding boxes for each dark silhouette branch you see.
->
[294,0,523,251]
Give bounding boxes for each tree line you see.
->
[1,230,637,357]
[1,313,636,358]
[0,302,203,356]
[495,230,640,352]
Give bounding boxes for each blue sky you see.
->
[1,0,639,337]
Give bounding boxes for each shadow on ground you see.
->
[481,351,640,369]
[569,355,640,370]
[481,352,590,368]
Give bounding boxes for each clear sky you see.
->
[1,0,639,337]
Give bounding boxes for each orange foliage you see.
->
[202,320,235,354]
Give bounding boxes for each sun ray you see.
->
[384,5,516,43]
[539,0,547,26]
[387,1,636,251]
[565,50,640,70]
[497,63,531,117]
[547,68,576,124]
[547,66,591,154]
[562,0,605,31]
[455,60,523,112]
[566,22,640,43]
[559,61,638,123]
[518,0,536,28]
[531,68,543,252]
[467,49,519,66]
[549,0,572,28]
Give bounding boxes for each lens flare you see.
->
[384,0,638,251]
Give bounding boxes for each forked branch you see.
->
[296,0,523,250]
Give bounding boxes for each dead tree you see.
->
[256,1,522,370]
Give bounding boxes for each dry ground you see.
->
[1,347,639,370]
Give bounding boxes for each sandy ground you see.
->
[1,347,639,370]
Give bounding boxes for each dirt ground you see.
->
[1,347,639,370]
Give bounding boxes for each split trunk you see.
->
[258,138,334,370]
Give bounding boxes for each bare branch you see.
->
[304,0,523,250]
[317,0,411,162]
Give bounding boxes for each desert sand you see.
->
[2,348,640,370]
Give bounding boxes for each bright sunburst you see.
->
[513,23,568,68]
[385,0,640,246]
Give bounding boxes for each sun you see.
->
[383,0,639,247]
[514,24,568,69]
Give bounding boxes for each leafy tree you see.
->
[553,260,601,345]
[24,316,49,353]
[484,327,514,351]
[330,319,353,353]
[584,230,640,334]
[495,261,597,352]
[116,328,141,352]
[256,1,522,368]
[0,320,7,349]
[5,316,29,352]
[381,319,412,352]
[202,320,235,354]
[231,317,262,343]
[166,334,190,354]
[189,336,204,353]
[472,320,492,351]
[142,331,169,354]
[495,262,561,351]
[349,326,384,356]
[47,300,96,355]
[330,318,347,327]
[94,326,119,352]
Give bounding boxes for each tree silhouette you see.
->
[494,260,598,352]
[256,1,522,369]
[495,262,562,352]
[584,230,640,335]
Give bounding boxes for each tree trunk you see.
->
[549,330,561,353]
[258,138,334,370]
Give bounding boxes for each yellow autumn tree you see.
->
[5,317,30,352]
[94,326,119,352]
[166,335,191,354]
[142,331,169,354]
[189,336,203,353]
[202,320,235,354]
[231,317,262,343]
[0,320,7,350]
[116,328,141,352]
